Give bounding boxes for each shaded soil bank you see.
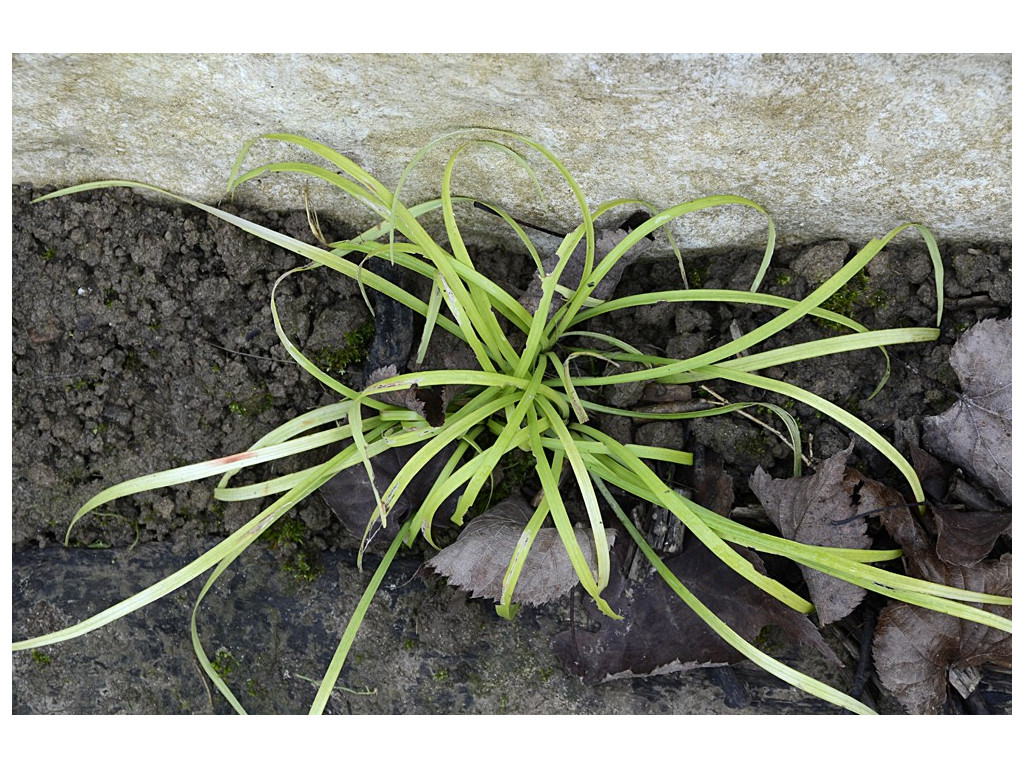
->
[11,185,1011,714]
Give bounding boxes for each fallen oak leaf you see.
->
[552,535,839,684]
[426,495,613,606]
[873,501,1011,714]
[749,442,873,625]
[923,318,1011,505]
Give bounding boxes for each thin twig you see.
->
[699,384,814,468]
[199,338,297,365]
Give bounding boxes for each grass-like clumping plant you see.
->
[13,129,1011,714]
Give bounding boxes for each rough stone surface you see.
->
[12,539,860,715]
[13,53,1010,253]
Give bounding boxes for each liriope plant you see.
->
[13,129,1011,715]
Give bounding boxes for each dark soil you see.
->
[11,184,1011,714]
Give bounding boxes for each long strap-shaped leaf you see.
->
[61,420,372,544]
[703,365,925,503]
[527,410,618,618]
[586,450,1012,627]
[496,495,554,620]
[12,442,362,652]
[228,133,395,205]
[570,225,939,387]
[452,363,549,524]
[309,517,415,715]
[552,194,776,339]
[575,424,815,615]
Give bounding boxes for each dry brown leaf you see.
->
[553,536,839,684]
[909,444,951,504]
[749,443,875,625]
[691,443,735,517]
[873,502,1011,714]
[923,318,1011,505]
[908,445,1010,565]
[933,505,1012,567]
[427,495,612,606]
[320,441,460,545]
[365,364,449,427]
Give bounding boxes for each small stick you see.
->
[198,338,295,365]
[705,666,750,708]
[699,385,814,468]
[850,604,878,701]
